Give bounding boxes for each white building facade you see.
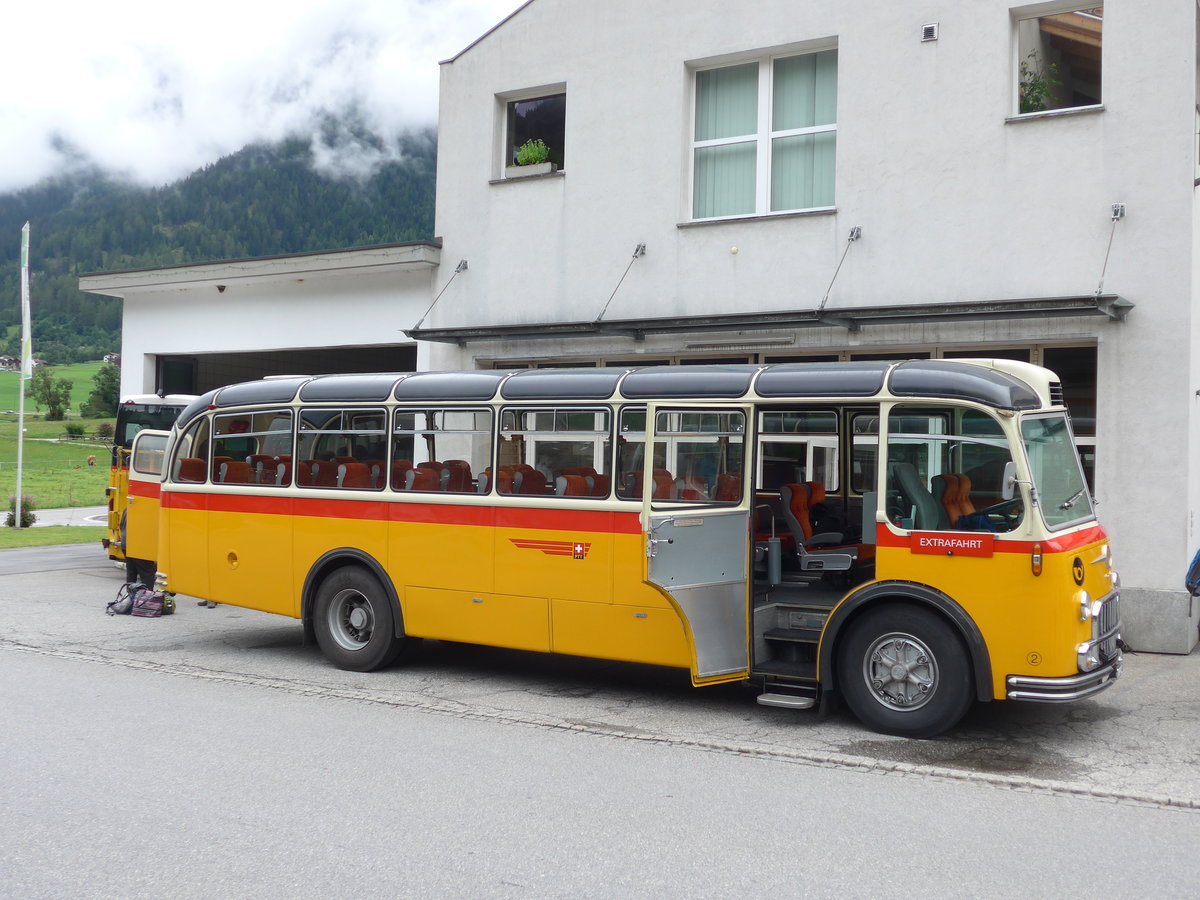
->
[421,0,1199,653]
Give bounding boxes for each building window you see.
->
[507,93,566,170]
[1015,6,1102,114]
[692,48,837,220]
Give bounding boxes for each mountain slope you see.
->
[0,130,437,364]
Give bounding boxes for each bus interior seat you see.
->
[714,473,741,502]
[587,473,610,497]
[892,463,948,530]
[218,461,252,484]
[363,460,385,488]
[931,473,960,526]
[405,467,441,491]
[652,469,676,500]
[338,463,373,489]
[676,475,708,500]
[443,460,473,492]
[781,483,844,546]
[933,473,980,529]
[391,459,414,489]
[555,474,589,496]
[296,461,314,486]
[311,461,339,487]
[514,468,548,495]
[779,482,857,572]
[174,457,206,483]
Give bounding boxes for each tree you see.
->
[83,363,120,418]
[29,366,73,420]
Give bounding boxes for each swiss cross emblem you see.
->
[573,543,586,559]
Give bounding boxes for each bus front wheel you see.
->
[836,605,973,738]
[314,567,406,672]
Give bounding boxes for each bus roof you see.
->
[175,359,1050,429]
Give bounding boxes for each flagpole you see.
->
[15,222,31,528]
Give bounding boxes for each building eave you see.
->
[79,240,442,297]
[405,294,1133,344]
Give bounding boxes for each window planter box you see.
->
[505,162,558,179]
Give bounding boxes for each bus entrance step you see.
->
[753,659,817,681]
[757,692,816,710]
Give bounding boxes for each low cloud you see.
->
[0,0,525,192]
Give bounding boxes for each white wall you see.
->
[432,0,1199,649]
[120,268,430,388]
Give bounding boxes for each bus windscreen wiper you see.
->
[1059,487,1086,511]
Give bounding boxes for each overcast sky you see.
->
[0,0,528,193]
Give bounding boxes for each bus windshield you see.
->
[116,403,190,450]
[1021,413,1094,529]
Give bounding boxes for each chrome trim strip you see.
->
[1006,656,1122,703]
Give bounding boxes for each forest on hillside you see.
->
[0,129,437,364]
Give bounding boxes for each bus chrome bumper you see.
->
[1006,655,1122,702]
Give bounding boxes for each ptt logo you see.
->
[510,539,592,559]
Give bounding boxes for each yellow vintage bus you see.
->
[131,360,1121,737]
[104,393,196,573]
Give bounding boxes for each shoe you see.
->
[206,601,218,608]
[196,599,208,606]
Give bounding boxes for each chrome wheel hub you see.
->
[328,588,374,651]
[863,631,939,711]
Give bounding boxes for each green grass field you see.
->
[0,366,115,509]
[0,526,105,548]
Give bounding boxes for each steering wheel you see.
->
[976,498,1022,529]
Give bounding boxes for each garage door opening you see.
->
[157,345,418,395]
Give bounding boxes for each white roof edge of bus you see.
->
[946,358,1056,408]
[121,393,200,405]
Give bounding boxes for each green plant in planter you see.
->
[515,138,551,166]
[1019,51,1062,114]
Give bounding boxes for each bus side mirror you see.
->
[1001,461,1017,500]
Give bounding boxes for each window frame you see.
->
[391,406,493,494]
[498,83,567,177]
[497,406,612,499]
[689,45,838,222]
[1011,3,1103,118]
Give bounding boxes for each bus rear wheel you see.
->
[837,605,973,738]
[314,567,407,672]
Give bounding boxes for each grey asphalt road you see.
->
[4,544,1200,804]
[2,647,1196,900]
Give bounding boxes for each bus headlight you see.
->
[1077,590,1093,622]
[1077,642,1100,671]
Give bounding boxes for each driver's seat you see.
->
[892,463,948,531]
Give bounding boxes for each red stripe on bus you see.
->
[159,489,644,533]
[876,523,1107,554]
[129,481,161,499]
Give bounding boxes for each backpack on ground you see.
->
[107,583,175,617]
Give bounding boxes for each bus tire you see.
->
[313,566,405,672]
[836,604,973,738]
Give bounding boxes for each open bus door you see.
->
[125,429,171,579]
[642,403,753,685]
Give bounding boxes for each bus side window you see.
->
[170,417,210,484]
[392,408,492,493]
[885,405,1022,534]
[297,408,385,491]
[496,407,611,498]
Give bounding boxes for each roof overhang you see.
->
[405,293,1133,344]
[79,240,441,298]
